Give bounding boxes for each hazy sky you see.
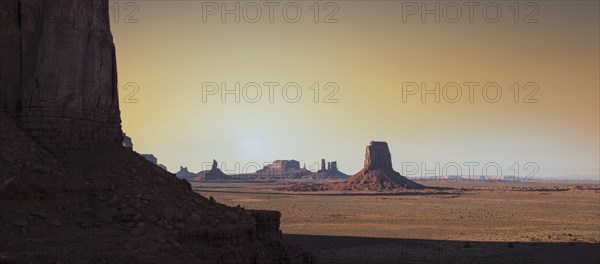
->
[110,0,599,178]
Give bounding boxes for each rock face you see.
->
[336,141,424,191]
[0,0,122,158]
[0,1,313,263]
[364,141,393,171]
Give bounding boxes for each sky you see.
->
[110,0,599,179]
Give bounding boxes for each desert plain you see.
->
[194,180,600,264]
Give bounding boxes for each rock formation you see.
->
[364,141,393,171]
[335,141,424,191]
[211,159,218,170]
[195,160,230,181]
[317,159,348,179]
[175,166,197,179]
[256,160,311,178]
[260,160,301,173]
[0,1,313,262]
[331,162,340,172]
[175,161,230,181]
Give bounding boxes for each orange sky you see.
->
[111,0,599,178]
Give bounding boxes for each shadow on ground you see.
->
[284,234,600,264]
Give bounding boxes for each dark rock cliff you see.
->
[1,0,122,157]
[0,0,314,263]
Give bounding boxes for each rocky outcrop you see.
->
[195,160,230,181]
[316,159,348,179]
[335,141,424,191]
[0,1,313,263]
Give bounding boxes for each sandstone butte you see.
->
[334,141,425,191]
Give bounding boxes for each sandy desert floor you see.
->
[193,181,600,264]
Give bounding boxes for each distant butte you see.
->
[256,160,312,178]
[195,160,230,181]
[334,141,425,191]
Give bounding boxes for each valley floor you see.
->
[194,181,600,264]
